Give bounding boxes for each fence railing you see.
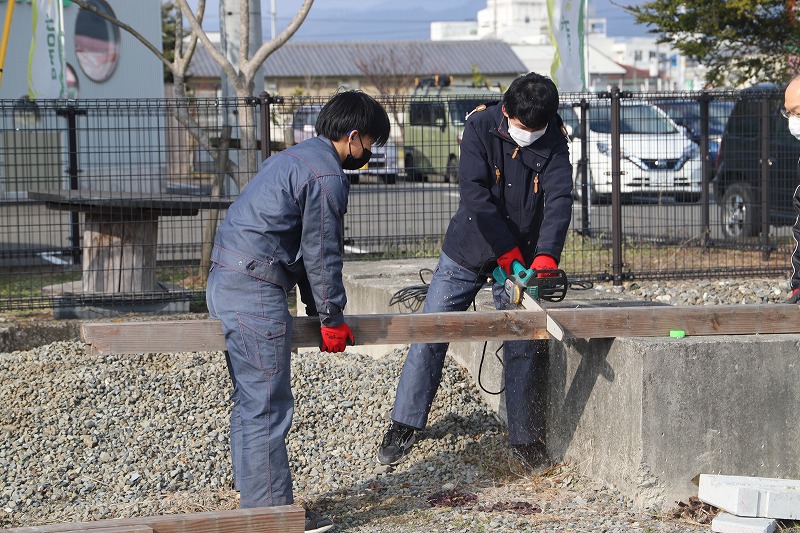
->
[0,88,795,311]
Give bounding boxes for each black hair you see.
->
[502,72,559,130]
[315,90,391,146]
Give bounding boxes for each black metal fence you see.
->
[0,87,795,312]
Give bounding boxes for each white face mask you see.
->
[508,122,547,147]
[789,116,800,140]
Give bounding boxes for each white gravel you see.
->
[2,277,793,531]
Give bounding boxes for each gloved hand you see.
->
[320,323,355,353]
[531,254,558,277]
[787,288,800,304]
[497,247,525,275]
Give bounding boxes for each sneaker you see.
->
[377,421,417,465]
[304,508,334,533]
[510,442,549,470]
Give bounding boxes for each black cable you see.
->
[388,268,434,312]
[478,342,505,395]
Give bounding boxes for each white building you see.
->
[431,0,705,92]
[0,0,163,100]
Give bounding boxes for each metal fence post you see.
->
[698,91,711,247]
[55,103,87,265]
[578,98,590,235]
[610,86,624,285]
[259,91,285,161]
[760,96,772,260]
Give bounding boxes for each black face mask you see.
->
[342,134,372,170]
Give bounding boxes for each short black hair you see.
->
[503,72,559,130]
[316,90,391,146]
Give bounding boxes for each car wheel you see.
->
[719,182,759,238]
[381,174,397,185]
[445,155,458,183]
[348,174,360,185]
[573,167,596,204]
[405,153,423,182]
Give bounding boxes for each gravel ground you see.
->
[0,277,794,532]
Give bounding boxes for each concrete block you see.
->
[699,474,800,519]
[547,334,800,511]
[711,512,777,533]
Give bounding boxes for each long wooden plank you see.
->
[4,506,304,533]
[79,304,800,357]
[80,310,550,356]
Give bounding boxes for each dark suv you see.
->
[712,84,800,238]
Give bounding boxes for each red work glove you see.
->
[787,287,800,304]
[320,323,355,353]
[531,254,558,277]
[497,246,525,275]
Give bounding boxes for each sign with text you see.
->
[27,0,65,99]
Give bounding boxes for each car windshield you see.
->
[449,98,501,126]
[588,104,678,135]
[657,101,734,135]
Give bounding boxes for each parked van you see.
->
[711,84,799,239]
[403,77,502,182]
[289,104,399,184]
[562,100,702,203]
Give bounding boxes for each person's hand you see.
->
[787,288,800,304]
[497,247,525,275]
[320,323,355,352]
[531,254,558,277]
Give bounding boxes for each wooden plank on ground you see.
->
[79,304,800,356]
[61,526,152,533]
[3,505,304,533]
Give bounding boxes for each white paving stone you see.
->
[699,474,800,519]
[711,512,777,533]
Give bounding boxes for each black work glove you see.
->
[786,288,800,304]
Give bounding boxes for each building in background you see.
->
[430,0,707,91]
[0,0,165,199]
[0,0,163,100]
[186,36,526,97]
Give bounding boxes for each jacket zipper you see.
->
[533,175,539,193]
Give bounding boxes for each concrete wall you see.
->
[548,335,800,510]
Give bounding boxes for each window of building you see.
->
[74,0,120,82]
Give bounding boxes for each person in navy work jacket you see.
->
[206,90,390,533]
[377,72,573,469]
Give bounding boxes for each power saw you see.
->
[492,260,568,341]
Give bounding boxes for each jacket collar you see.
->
[488,103,558,160]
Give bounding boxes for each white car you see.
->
[560,101,702,203]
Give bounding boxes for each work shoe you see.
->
[510,442,550,470]
[377,421,417,465]
[304,508,334,533]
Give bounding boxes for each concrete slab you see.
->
[699,474,800,519]
[711,512,777,533]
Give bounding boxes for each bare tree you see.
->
[70,0,314,184]
[353,42,423,122]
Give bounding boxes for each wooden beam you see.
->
[80,310,550,356]
[3,506,304,533]
[79,304,800,357]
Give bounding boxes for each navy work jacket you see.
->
[442,102,574,276]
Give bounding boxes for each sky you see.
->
[184,0,650,41]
